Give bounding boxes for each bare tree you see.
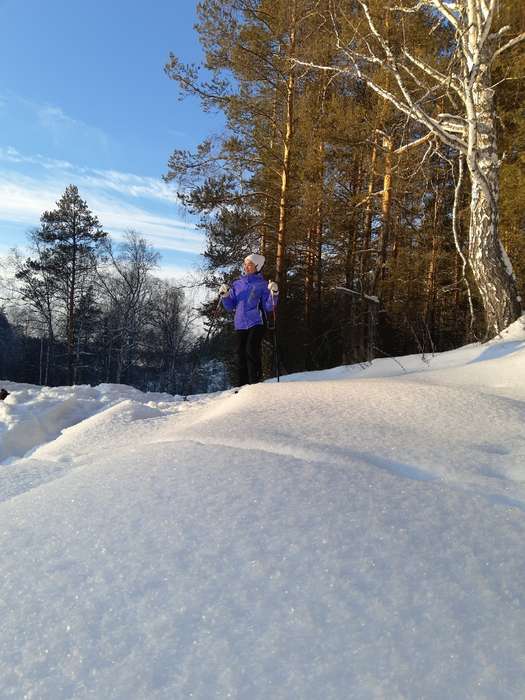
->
[98,231,160,383]
[296,0,525,335]
[9,234,60,383]
[146,278,197,394]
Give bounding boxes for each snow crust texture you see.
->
[1,319,525,698]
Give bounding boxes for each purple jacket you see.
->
[222,273,278,330]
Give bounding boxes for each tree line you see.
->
[2,1,523,392]
[165,0,525,375]
[0,185,224,394]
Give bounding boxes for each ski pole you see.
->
[270,290,280,383]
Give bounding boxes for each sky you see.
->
[0,0,221,279]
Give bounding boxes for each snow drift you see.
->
[1,320,525,698]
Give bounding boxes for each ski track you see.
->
[159,435,440,483]
[160,436,525,515]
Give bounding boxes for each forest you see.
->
[0,185,222,394]
[1,0,524,389]
[167,0,525,376]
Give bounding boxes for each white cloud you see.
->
[86,193,204,255]
[38,105,75,126]
[0,94,206,277]
[81,169,180,205]
[35,103,111,150]
[0,93,112,152]
[0,147,182,205]
[0,163,205,257]
[0,173,57,224]
[0,147,74,171]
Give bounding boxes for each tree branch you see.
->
[293,56,466,152]
[429,0,461,32]
[348,1,468,151]
[492,32,525,62]
[450,153,475,327]
[393,132,433,154]
[402,49,464,100]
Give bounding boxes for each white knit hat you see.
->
[244,253,265,272]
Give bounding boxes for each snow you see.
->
[1,319,525,698]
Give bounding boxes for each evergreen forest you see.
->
[166,0,525,377]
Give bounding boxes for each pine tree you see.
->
[165,0,523,377]
[24,185,107,384]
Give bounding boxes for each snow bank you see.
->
[1,320,525,698]
[0,382,190,464]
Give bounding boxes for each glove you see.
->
[219,284,230,297]
[268,281,279,294]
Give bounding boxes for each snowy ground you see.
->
[1,320,525,699]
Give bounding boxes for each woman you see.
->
[219,253,279,386]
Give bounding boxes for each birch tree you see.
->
[297,0,525,335]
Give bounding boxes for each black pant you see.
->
[236,325,265,386]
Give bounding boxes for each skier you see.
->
[219,253,279,386]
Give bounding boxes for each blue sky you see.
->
[0,0,221,278]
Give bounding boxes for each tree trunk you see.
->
[362,139,378,292]
[45,317,54,385]
[424,233,439,330]
[465,59,521,335]
[305,140,325,329]
[468,180,521,335]
[372,133,393,298]
[424,175,445,328]
[305,224,315,329]
[275,72,294,292]
[68,268,76,384]
[39,336,44,385]
[275,0,297,293]
[45,337,51,386]
[315,199,323,309]
[67,232,77,385]
[261,87,280,259]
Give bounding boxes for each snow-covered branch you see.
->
[393,132,433,154]
[390,1,429,14]
[346,1,468,151]
[402,49,465,101]
[436,113,468,133]
[292,55,466,152]
[429,0,461,31]
[492,32,525,62]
